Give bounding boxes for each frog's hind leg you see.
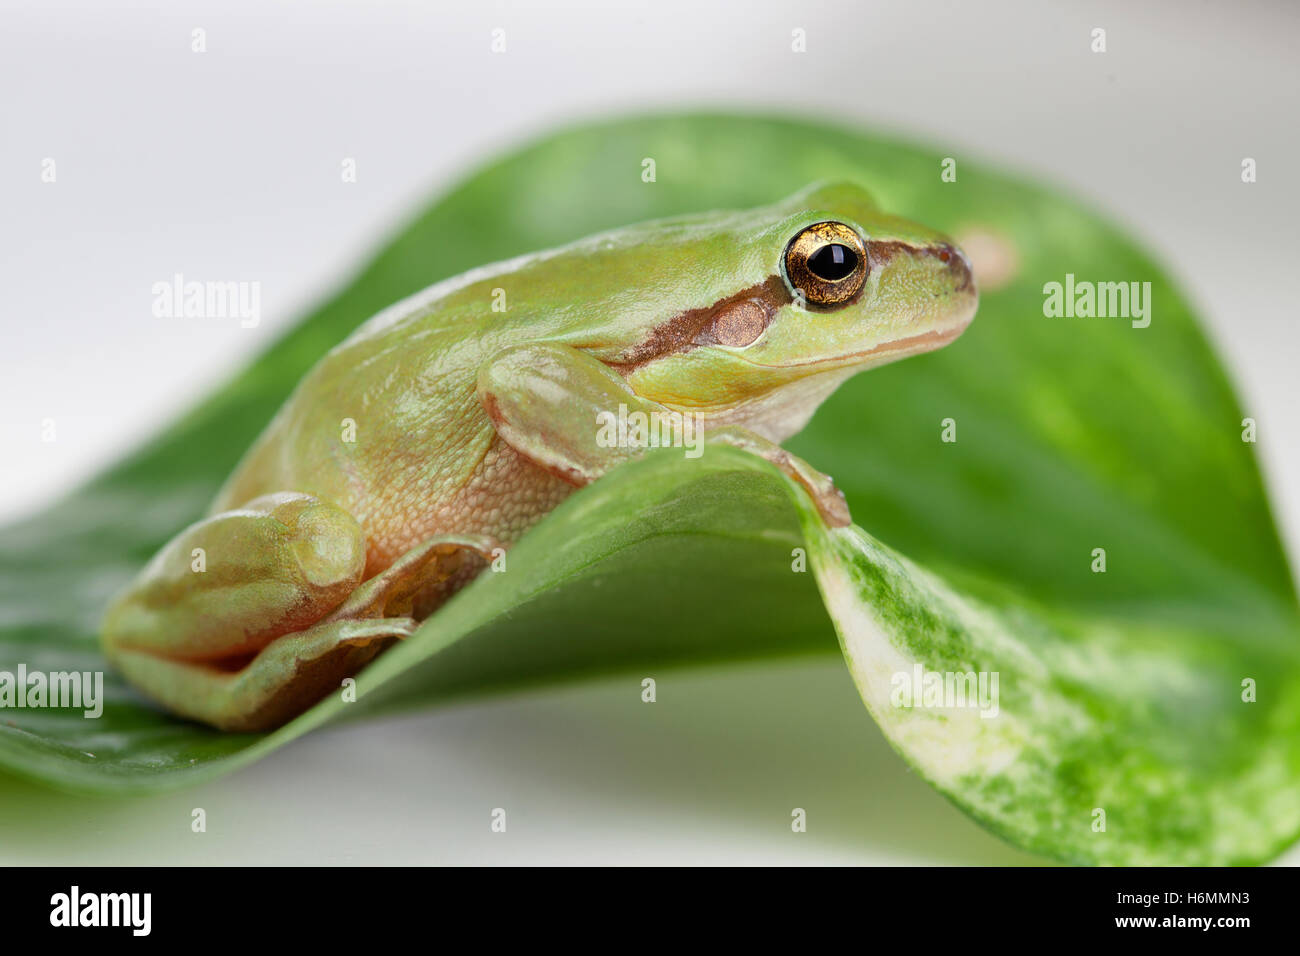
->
[108,615,416,733]
[102,491,497,731]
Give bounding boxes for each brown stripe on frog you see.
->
[609,275,791,373]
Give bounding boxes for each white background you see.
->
[1,0,1297,864]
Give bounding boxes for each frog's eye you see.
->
[782,221,868,309]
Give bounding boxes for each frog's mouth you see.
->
[749,323,971,372]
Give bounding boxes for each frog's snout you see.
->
[935,243,977,335]
[896,239,979,342]
[867,238,976,299]
[925,241,978,335]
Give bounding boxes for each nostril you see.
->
[935,242,965,265]
[936,243,974,291]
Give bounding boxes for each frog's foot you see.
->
[705,425,851,528]
[101,492,498,731]
[109,615,415,733]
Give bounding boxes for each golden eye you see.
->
[782,221,868,309]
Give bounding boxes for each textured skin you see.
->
[216,399,573,575]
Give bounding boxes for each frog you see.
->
[100,181,977,731]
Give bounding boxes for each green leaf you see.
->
[803,510,1300,866]
[1,113,1296,864]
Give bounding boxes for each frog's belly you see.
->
[360,436,575,576]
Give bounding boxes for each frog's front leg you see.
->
[478,343,850,526]
[101,492,494,731]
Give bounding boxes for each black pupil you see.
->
[807,243,858,281]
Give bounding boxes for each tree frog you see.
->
[101,181,977,731]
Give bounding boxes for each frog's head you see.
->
[602,181,978,441]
